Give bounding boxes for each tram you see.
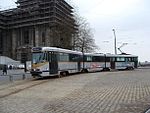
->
[81,53,138,72]
[30,47,82,77]
[106,54,138,70]
[30,47,138,77]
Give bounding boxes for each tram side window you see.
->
[125,57,131,62]
[110,57,116,62]
[58,53,69,62]
[93,56,99,62]
[129,57,134,62]
[84,56,92,62]
[130,57,138,62]
[93,56,105,62]
[116,57,125,62]
[105,57,111,62]
[134,57,138,61]
[69,54,80,62]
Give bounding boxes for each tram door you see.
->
[49,52,58,74]
[111,62,115,69]
[77,55,81,71]
[110,57,115,69]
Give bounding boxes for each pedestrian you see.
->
[3,65,7,75]
[9,65,12,70]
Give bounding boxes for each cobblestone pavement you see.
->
[0,69,150,113]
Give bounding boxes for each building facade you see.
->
[0,0,76,61]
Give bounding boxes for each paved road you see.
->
[0,69,150,113]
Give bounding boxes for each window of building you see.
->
[24,30,29,44]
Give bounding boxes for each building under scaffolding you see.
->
[0,0,76,61]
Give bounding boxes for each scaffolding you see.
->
[0,0,76,60]
[0,0,75,29]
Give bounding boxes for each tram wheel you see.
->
[58,74,62,78]
[60,71,68,77]
[81,69,88,73]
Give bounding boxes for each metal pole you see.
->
[9,75,13,82]
[24,61,27,72]
[112,29,117,54]
[22,74,26,80]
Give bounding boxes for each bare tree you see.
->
[72,14,98,53]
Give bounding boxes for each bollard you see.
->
[9,75,13,82]
[22,74,26,80]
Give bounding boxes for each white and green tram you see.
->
[30,47,138,77]
[30,47,82,77]
[82,53,138,72]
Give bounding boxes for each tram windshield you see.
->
[32,52,48,64]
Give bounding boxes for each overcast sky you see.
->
[0,0,149,62]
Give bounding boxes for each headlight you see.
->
[36,69,40,71]
[32,69,40,71]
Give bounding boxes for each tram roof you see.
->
[105,54,138,58]
[32,47,138,58]
[84,53,105,56]
[85,53,138,57]
[32,47,83,55]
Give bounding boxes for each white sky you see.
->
[0,0,150,62]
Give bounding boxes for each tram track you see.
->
[0,79,50,99]
[0,73,83,99]
[0,79,34,91]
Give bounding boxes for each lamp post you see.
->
[112,29,117,54]
[21,47,27,72]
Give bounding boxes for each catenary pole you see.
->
[112,29,117,54]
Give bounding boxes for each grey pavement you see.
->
[0,69,150,113]
[0,69,32,85]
